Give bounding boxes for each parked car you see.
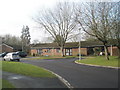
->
[15,51,27,57]
[4,52,20,61]
[0,52,8,57]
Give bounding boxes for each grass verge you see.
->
[23,56,76,60]
[2,79,15,88]
[2,61,55,78]
[76,56,119,67]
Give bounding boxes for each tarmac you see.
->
[2,71,68,88]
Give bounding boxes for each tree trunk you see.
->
[60,47,64,57]
[104,44,109,60]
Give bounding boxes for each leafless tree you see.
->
[82,31,97,41]
[76,2,115,60]
[32,39,40,44]
[34,2,76,56]
[1,34,22,51]
[110,1,120,58]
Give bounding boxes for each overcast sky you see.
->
[0,0,58,42]
[0,0,118,43]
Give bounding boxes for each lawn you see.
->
[2,61,55,78]
[23,56,76,60]
[76,56,119,67]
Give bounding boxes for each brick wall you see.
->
[31,48,61,56]
[108,46,119,56]
[0,44,13,53]
[72,48,78,56]
[31,48,88,56]
[31,49,37,55]
[41,49,61,56]
[72,48,88,56]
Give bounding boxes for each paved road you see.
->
[2,71,67,88]
[22,58,118,88]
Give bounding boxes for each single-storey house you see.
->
[0,44,13,53]
[30,41,119,56]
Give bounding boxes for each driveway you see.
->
[22,58,118,88]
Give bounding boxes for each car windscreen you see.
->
[12,54,19,56]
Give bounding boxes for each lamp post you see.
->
[79,28,81,61]
[110,45,113,56]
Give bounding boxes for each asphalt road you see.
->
[22,58,118,88]
[2,71,67,88]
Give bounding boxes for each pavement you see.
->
[2,71,67,88]
[22,58,119,88]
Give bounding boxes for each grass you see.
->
[76,56,119,67]
[2,61,55,78]
[23,55,76,60]
[2,79,15,88]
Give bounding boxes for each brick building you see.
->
[108,46,119,56]
[31,41,119,56]
[0,44,13,53]
[31,42,88,56]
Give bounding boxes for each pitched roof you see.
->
[31,43,59,49]
[64,41,103,48]
[0,44,13,49]
[31,41,107,49]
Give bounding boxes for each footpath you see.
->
[2,71,67,88]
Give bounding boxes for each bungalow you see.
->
[30,41,119,56]
[0,44,13,53]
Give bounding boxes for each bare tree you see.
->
[83,31,97,41]
[34,2,76,56]
[41,36,53,43]
[32,39,40,44]
[1,34,22,51]
[76,2,115,60]
[110,1,120,58]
